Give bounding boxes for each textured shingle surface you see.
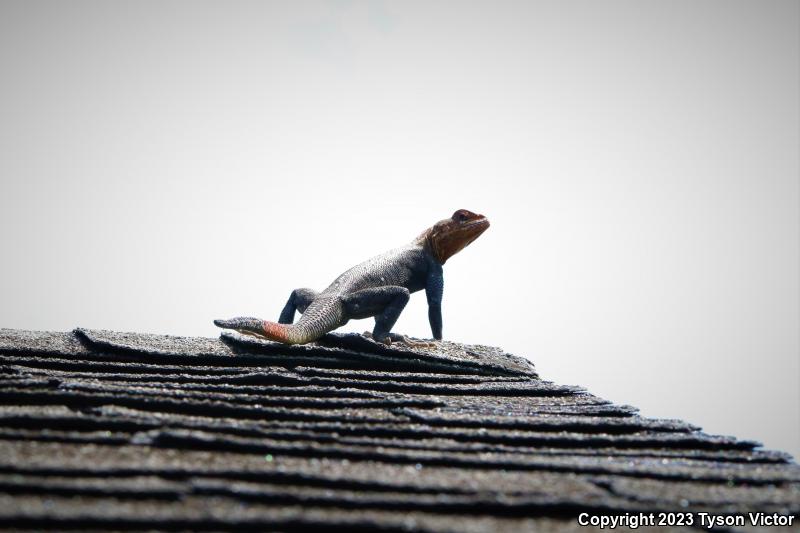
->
[0,327,798,531]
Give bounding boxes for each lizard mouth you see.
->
[463,217,490,230]
[459,215,490,238]
[461,219,490,244]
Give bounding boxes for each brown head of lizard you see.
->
[417,209,490,265]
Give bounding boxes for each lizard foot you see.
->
[364,331,437,348]
[364,332,405,345]
[401,338,438,349]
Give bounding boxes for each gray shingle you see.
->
[0,328,797,532]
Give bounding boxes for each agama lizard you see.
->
[214,209,490,345]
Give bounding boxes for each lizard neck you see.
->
[414,228,447,265]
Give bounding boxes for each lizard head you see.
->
[420,209,490,264]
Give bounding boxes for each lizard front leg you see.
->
[340,286,410,344]
[425,265,444,341]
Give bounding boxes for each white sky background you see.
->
[1,1,798,459]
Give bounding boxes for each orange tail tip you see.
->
[261,321,297,344]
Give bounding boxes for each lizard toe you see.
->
[371,334,393,345]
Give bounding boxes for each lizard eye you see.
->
[453,210,469,222]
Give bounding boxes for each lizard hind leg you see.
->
[278,288,319,324]
[341,286,410,345]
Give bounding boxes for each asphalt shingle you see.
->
[0,327,797,531]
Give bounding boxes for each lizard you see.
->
[214,209,490,345]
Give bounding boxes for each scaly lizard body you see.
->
[214,209,490,345]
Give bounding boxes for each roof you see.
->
[0,327,798,531]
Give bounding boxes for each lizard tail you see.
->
[213,317,308,345]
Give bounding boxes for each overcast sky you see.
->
[1,1,798,459]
